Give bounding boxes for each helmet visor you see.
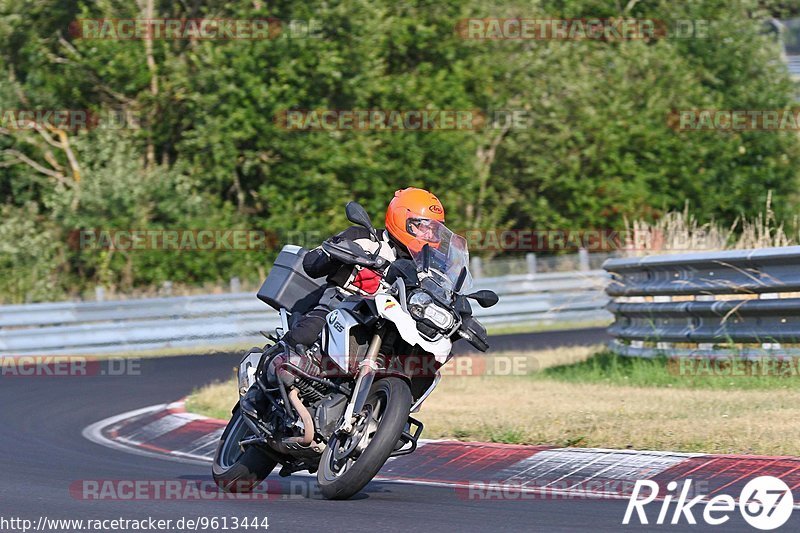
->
[406,218,440,243]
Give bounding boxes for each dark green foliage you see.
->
[0,0,798,302]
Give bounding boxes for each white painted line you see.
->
[539,450,609,488]
[82,404,213,467]
[563,453,639,490]
[504,450,585,484]
[124,413,195,442]
[182,429,224,457]
[494,448,699,491]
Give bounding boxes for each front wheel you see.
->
[212,406,277,493]
[317,377,412,500]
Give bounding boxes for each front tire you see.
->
[317,377,412,500]
[212,406,277,493]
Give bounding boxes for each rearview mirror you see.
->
[454,266,468,293]
[346,202,374,230]
[467,290,499,308]
[345,201,379,243]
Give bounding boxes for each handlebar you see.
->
[321,239,386,269]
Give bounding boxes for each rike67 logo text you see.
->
[623,476,793,530]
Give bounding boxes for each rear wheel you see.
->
[317,377,412,500]
[212,407,277,493]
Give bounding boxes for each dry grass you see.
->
[415,377,800,455]
[185,379,239,421]
[183,346,599,421]
[185,345,800,455]
[624,192,796,256]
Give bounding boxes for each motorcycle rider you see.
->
[241,187,446,418]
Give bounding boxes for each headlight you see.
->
[408,291,433,320]
[408,291,455,330]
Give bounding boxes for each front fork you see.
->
[337,325,384,434]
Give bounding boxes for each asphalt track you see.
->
[0,329,792,532]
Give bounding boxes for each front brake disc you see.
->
[332,406,372,464]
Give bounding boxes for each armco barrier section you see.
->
[603,246,800,358]
[0,270,610,355]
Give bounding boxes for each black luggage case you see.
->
[257,245,326,314]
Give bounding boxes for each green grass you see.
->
[486,427,528,444]
[541,351,800,390]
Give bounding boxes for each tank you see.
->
[257,245,326,314]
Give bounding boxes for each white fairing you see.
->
[374,294,452,363]
[322,309,361,372]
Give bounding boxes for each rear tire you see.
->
[317,377,412,500]
[212,406,277,493]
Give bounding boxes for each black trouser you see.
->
[282,286,343,348]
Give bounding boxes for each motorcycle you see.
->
[212,202,498,500]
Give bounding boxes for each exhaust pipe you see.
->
[282,388,314,445]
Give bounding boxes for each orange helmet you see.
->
[385,187,446,253]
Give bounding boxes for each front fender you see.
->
[374,294,451,363]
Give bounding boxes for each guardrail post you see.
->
[578,248,590,271]
[695,294,715,351]
[162,281,173,297]
[628,296,645,353]
[95,286,105,302]
[525,253,537,275]
[230,277,241,293]
[654,295,672,352]
[760,292,781,351]
[471,257,483,279]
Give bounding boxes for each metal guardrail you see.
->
[788,55,800,79]
[603,246,800,358]
[0,270,611,355]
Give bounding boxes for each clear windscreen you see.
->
[407,219,473,293]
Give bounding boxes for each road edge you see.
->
[83,400,800,507]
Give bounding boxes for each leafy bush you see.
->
[0,0,799,301]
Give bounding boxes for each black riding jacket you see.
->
[302,226,410,295]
